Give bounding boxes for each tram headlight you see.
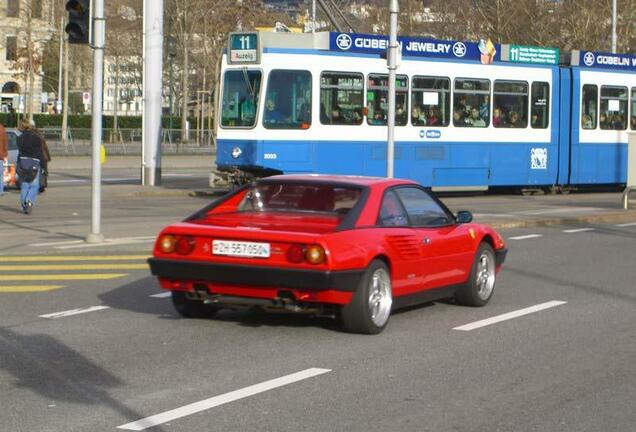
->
[231,147,242,159]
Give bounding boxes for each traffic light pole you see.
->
[86,0,105,243]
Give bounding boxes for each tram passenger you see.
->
[371,110,385,125]
[508,111,523,128]
[599,113,609,129]
[456,95,469,118]
[479,95,489,120]
[631,116,636,130]
[468,107,486,127]
[331,106,342,124]
[581,114,593,129]
[427,107,440,126]
[264,98,285,124]
[396,104,407,124]
[453,109,468,127]
[531,111,540,128]
[612,114,626,129]
[493,107,504,127]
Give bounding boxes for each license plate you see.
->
[212,240,270,258]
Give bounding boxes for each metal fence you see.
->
[42,128,215,156]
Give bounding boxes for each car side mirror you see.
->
[456,211,473,224]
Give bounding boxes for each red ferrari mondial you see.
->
[149,175,507,334]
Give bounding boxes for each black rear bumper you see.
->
[148,258,364,292]
[495,248,508,266]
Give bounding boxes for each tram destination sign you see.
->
[329,32,501,62]
[500,44,559,65]
[228,32,260,64]
[571,49,636,72]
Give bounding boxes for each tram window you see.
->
[531,82,549,129]
[600,86,628,130]
[411,76,450,127]
[631,88,636,130]
[221,69,262,128]
[493,80,528,128]
[366,74,408,126]
[319,72,364,125]
[581,84,598,129]
[263,70,312,129]
[453,78,490,128]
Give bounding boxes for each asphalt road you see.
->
[1,209,635,430]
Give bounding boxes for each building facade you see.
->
[0,0,56,114]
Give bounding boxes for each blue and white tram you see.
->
[215,32,633,190]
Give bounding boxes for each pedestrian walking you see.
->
[16,119,46,214]
[0,122,7,196]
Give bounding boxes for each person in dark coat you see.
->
[16,119,46,214]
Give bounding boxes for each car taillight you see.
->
[158,234,176,253]
[305,245,325,265]
[286,244,305,263]
[175,236,196,255]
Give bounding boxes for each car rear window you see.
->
[238,182,362,215]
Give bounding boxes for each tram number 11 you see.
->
[239,36,252,50]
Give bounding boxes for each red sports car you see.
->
[149,175,507,334]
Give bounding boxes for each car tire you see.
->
[340,259,392,334]
[171,291,219,318]
[455,242,496,307]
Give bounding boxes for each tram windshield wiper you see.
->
[242,67,255,98]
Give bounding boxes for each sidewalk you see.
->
[50,155,216,171]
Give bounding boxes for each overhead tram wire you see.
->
[315,0,356,33]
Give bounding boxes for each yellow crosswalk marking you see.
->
[0,285,65,293]
[0,274,128,281]
[0,264,148,271]
[0,255,149,262]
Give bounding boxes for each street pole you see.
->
[312,0,316,32]
[142,0,164,186]
[611,0,617,53]
[86,0,105,243]
[386,0,399,179]
[57,17,64,113]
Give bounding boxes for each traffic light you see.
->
[65,0,91,44]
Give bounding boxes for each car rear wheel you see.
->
[455,243,496,307]
[340,260,392,334]
[171,291,219,318]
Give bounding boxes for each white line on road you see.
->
[616,222,636,227]
[29,239,84,247]
[54,236,156,250]
[563,228,595,233]
[149,292,171,298]
[453,300,567,331]
[508,234,543,240]
[117,368,332,431]
[39,305,110,319]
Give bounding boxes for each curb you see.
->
[110,188,227,198]
[486,211,636,229]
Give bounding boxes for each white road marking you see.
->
[513,207,603,215]
[29,239,84,247]
[616,222,636,227]
[149,292,171,298]
[47,179,86,184]
[39,305,110,319]
[54,236,156,249]
[453,300,567,331]
[563,228,594,233]
[117,368,332,431]
[508,234,543,240]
